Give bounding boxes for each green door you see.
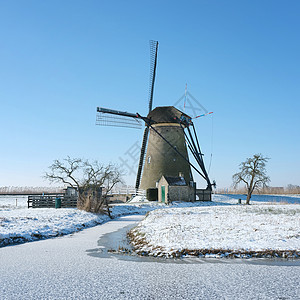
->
[161,186,165,203]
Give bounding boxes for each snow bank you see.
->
[0,208,109,247]
[129,204,300,258]
[1,194,300,253]
[0,199,165,247]
[0,194,225,248]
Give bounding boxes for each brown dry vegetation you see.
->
[127,227,300,259]
[217,185,300,195]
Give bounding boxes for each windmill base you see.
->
[156,175,211,204]
[195,188,212,201]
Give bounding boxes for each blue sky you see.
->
[0,0,299,189]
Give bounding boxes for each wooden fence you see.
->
[196,189,212,201]
[28,194,78,208]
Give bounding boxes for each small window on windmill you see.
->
[147,156,151,164]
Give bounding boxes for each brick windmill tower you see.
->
[96,41,212,200]
[138,106,193,190]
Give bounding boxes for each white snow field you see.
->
[1,214,300,300]
[129,204,300,258]
[1,195,300,299]
[0,195,163,247]
[1,194,300,253]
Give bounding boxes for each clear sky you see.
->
[0,0,299,189]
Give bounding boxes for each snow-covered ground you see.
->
[1,214,299,300]
[1,194,300,256]
[0,195,164,247]
[1,195,300,299]
[0,195,217,248]
[0,195,28,208]
[129,204,300,258]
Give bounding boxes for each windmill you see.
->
[96,41,213,197]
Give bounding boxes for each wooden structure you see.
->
[28,194,77,208]
[157,175,195,204]
[196,189,212,201]
[157,175,211,203]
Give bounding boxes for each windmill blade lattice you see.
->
[96,112,142,129]
[135,40,159,190]
[148,40,159,113]
[96,107,142,129]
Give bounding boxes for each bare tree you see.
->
[286,184,300,194]
[232,154,270,204]
[45,157,82,189]
[44,157,123,216]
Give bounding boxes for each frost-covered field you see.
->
[1,194,300,256]
[0,195,163,247]
[129,200,300,258]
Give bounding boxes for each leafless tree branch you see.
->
[232,154,270,204]
[44,157,124,215]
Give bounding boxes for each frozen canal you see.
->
[1,215,299,300]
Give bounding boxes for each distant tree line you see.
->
[217,184,300,195]
[0,186,64,194]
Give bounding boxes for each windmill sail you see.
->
[96,41,213,199]
[135,40,159,190]
[96,112,142,129]
[148,40,159,112]
[96,107,142,129]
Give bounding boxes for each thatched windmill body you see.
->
[97,41,212,194]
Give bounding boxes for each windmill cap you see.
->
[147,106,191,124]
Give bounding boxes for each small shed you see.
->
[64,186,78,197]
[157,175,195,204]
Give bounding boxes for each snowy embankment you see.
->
[1,194,300,257]
[0,195,162,247]
[129,203,300,258]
